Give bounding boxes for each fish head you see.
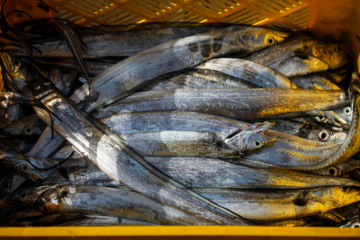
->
[224,122,277,154]
[0,156,50,182]
[8,186,52,210]
[307,186,360,210]
[316,43,351,69]
[291,187,360,216]
[255,28,291,48]
[0,52,32,91]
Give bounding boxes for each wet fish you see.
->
[143,73,257,91]
[195,58,297,88]
[73,26,290,112]
[244,32,351,77]
[311,159,360,177]
[5,151,360,190]
[30,78,250,225]
[10,185,360,222]
[9,185,218,226]
[11,24,268,59]
[290,71,342,90]
[92,88,348,121]
[239,129,345,169]
[270,120,347,142]
[197,186,360,221]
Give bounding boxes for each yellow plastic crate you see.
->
[0,0,360,239]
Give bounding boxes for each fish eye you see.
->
[336,46,343,54]
[318,130,330,141]
[22,126,33,135]
[315,115,326,123]
[343,107,352,116]
[340,186,350,193]
[13,59,20,67]
[327,166,338,176]
[266,36,275,46]
[351,222,360,228]
[20,164,30,172]
[254,140,264,148]
[19,193,27,201]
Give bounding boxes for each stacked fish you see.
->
[0,13,360,227]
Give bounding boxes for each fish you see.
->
[8,185,219,226]
[195,58,297,88]
[73,26,290,112]
[10,24,268,59]
[244,32,351,77]
[92,88,349,121]
[10,185,360,222]
[143,72,257,91]
[224,122,277,155]
[5,151,360,190]
[306,72,360,170]
[238,129,345,169]
[311,159,360,177]
[290,72,342,90]
[30,78,251,225]
[270,120,347,142]
[196,186,360,221]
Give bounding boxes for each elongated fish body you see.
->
[195,58,296,88]
[290,72,342,90]
[120,130,238,159]
[92,88,348,120]
[7,151,360,190]
[16,25,240,59]
[9,185,214,226]
[101,111,249,139]
[73,26,290,112]
[244,32,350,77]
[197,186,360,221]
[1,114,46,137]
[194,58,346,127]
[31,79,249,225]
[143,73,257,91]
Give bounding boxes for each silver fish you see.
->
[73,26,290,112]
[92,88,348,120]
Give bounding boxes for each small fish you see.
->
[92,88,349,121]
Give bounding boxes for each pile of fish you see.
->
[0,7,360,227]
